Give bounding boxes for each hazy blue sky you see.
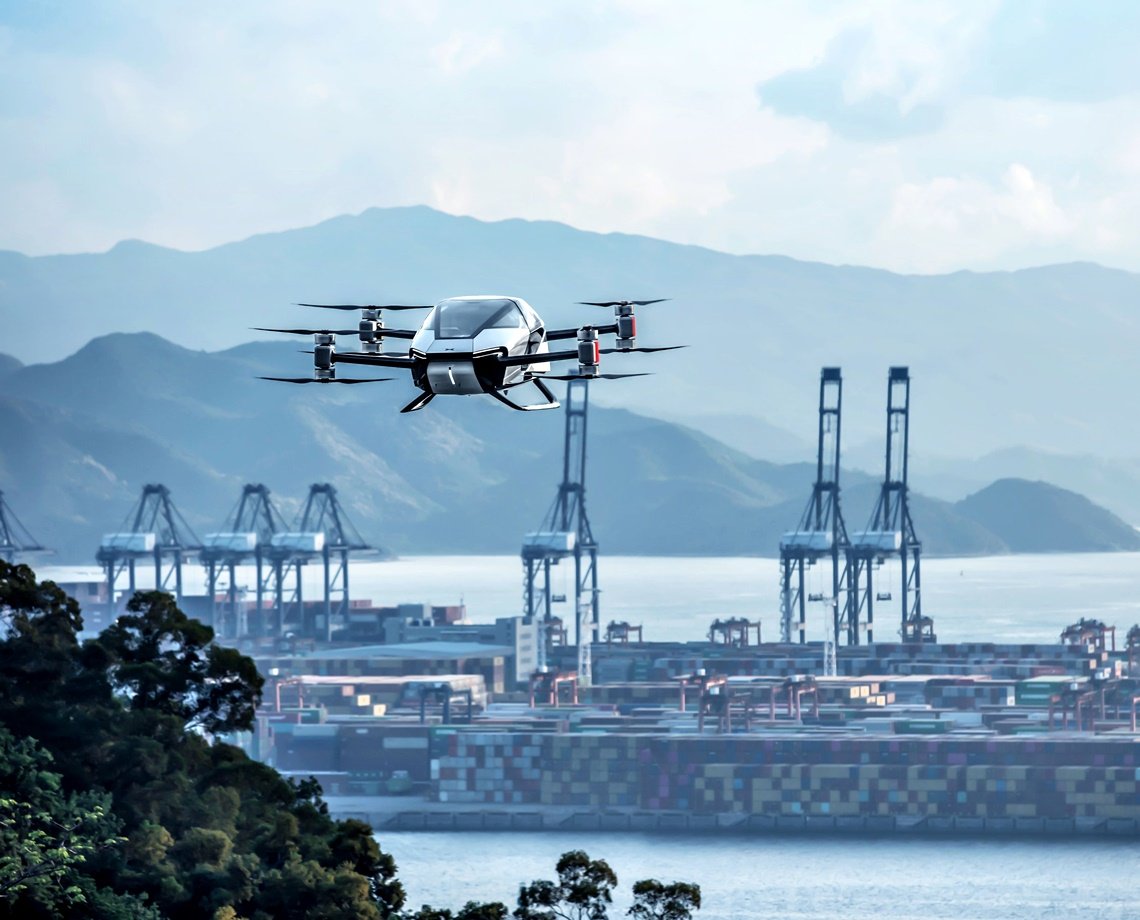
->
[2,1,1139,272]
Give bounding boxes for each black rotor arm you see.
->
[497,349,580,368]
[333,351,417,370]
[547,323,618,341]
[254,326,418,338]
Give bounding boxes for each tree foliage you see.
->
[410,902,510,920]
[97,590,264,735]
[0,727,124,913]
[628,880,701,920]
[515,850,619,920]
[0,561,405,920]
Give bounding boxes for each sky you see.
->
[2,0,1140,273]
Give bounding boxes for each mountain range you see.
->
[1,333,1138,562]
[5,205,1140,469]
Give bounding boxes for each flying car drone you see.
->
[256,295,680,412]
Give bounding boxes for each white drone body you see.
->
[412,296,551,397]
[257,295,677,413]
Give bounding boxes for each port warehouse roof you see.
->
[269,641,514,660]
[269,674,485,687]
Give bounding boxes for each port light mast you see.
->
[848,367,926,643]
[521,377,599,684]
[779,368,851,645]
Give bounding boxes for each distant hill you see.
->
[912,447,1140,526]
[662,412,812,464]
[5,206,1140,460]
[1,334,1137,562]
[955,479,1140,553]
[0,353,22,379]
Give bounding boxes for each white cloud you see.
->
[431,31,504,76]
[873,165,1071,271]
[1,1,1140,274]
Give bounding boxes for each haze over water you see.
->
[48,551,1140,645]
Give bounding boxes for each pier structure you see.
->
[521,377,598,684]
[0,490,48,562]
[779,367,851,665]
[846,367,926,643]
[96,484,201,619]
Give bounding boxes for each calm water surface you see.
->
[380,832,1140,920]
[48,551,1140,644]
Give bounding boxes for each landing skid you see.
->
[399,391,435,413]
[486,378,560,411]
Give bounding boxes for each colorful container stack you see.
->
[430,731,1140,823]
[924,678,1017,709]
[274,721,433,780]
[433,732,544,804]
[1016,676,1080,706]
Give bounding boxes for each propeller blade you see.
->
[258,376,393,384]
[254,327,360,335]
[296,302,432,311]
[543,372,652,381]
[577,299,670,307]
[600,345,687,354]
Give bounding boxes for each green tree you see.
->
[0,563,406,920]
[515,851,618,920]
[97,591,263,735]
[628,880,701,920]
[256,851,383,920]
[0,562,116,783]
[0,727,125,916]
[329,818,404,912]
[410,903,509,920]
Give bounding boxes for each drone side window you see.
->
[487,303,526,329]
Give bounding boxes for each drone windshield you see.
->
[433,298,524,339]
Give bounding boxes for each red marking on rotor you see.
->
[592,341,600,364]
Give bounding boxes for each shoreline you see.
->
[329,797,1140,839]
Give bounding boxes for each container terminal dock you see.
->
[247,633,1140,837]
[6,367,1139,838]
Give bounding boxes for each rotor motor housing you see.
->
[314,333,335,380]
[359,309,381,353]
[576,326,600,378]
[615,304,637,350]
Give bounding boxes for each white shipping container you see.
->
[779,530,833,551]
[100,532,157,553]
[852,530,903,552]
[270,532,325,552]
[522,530,576,553]
[204,532,258,552]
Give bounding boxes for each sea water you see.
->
[49,551,1138,645]
[379,831,1140,920]
[342,552,1140,644]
